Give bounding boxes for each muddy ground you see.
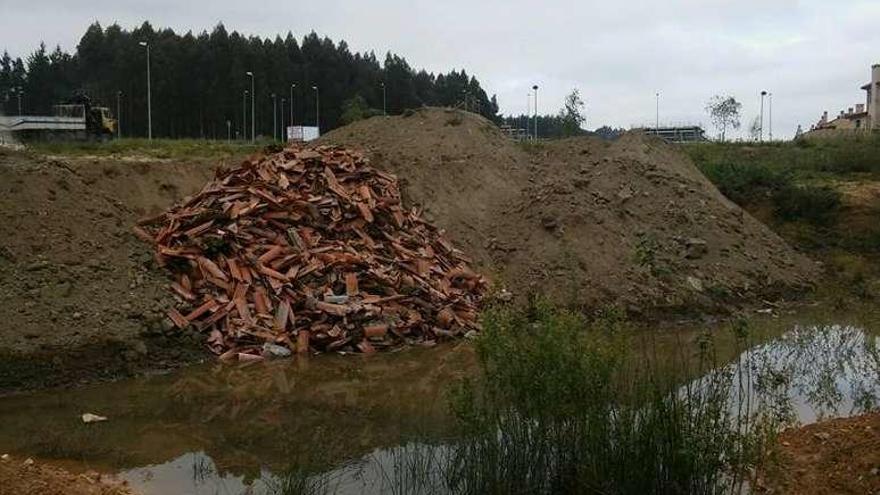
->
[761,412,880,494]
[0,109,820,394]
[0,455,132,495]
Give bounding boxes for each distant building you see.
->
[639,125,708,143]
[808,64,879,135]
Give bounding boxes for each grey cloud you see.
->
[1,0,877,138]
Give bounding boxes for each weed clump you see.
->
[698,161,791,204]
[439,301,772,494]
[773,185,841,225]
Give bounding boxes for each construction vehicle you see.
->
[0,93,116,140]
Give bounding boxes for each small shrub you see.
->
[773,185,841,225]
[698,162,791,204]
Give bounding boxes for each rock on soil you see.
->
[321,108,818,312]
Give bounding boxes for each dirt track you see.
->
[0,108,820,392]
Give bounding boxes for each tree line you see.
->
[0,22,501,138]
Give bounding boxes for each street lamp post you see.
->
[116,91,122,139]
[312,86,319,133]
[272,93,277,142]
[768,92,773,141]
[289,83,296,127]
[381,82,386,115]
[655,92,660,132]
[242,90,248,141]
[246,72,255,142]
[281,97,286,141]
[532,85,539,141]
[760,90,767,142]
[138,41,152,140]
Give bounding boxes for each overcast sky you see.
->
[1,0,878,138]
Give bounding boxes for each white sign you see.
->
[286,126,320,142]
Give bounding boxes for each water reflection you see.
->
[2,321,880,494]
[745,324,880,424]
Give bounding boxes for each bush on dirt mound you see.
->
[137,145,486,360]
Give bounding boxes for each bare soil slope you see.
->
[322,108,817,311]
[0,149,205,392]
[59,155,219,218]
[763,412,880,494]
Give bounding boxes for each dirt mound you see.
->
[322,108,818,311]
[59,156,219,219]
[0,149,203,393]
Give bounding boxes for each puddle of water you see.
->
[2,310,880,494]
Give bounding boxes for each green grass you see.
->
[27,137,269,160]
[685,134,880,178]
[697,161,792,204]
[773,185,841,225]
[687,139,859,225]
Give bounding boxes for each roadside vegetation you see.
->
[685,135,880,301]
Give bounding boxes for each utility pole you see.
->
[312,86,319,134]
[16,88,22,116]
[272,93,277,141]
[281,97,286,141]
[242,90,248,141]
[116,91,122,139]
[768,92,773,141]
[138,41,152,140]
[532,85,539,140]
[381,82,386,115]
[525,92,530,139]
[246,72,254,142]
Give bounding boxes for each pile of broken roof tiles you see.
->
[135,145,486,361]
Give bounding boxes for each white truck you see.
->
[0,99,116,140]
